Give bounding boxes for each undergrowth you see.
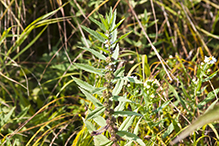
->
[0,0,219,145]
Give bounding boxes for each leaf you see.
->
[171,104,219,145]
[79,87,102,107]
[96,46,110,54]
[134,117,142,135]
[93,116,107,127]
[117,131,145,146]
[124,77,143,84]
[114,66,125,77]
[120,118,136,132]
[162,123,174,138]
[86,106,105,120]
[99,13,109,31]
[0,27,11,46]
[74,63,104,76]
[89,16,105,31]
[81,25,105,43]
[92,87,107,95]
[97,31,109,40]
[167,81,188,111]
[16,105,31,122]
[113,31,132,45]
[112,43,120,60]
[111,95,133,103]
[78,46,106,60]
[151,99,172,115]
[113,111,142,117]
[119,115,136,131]
[85,120,112,146]
[203,70,218,82]
[112,79,124,96]
[72,77,95,91]
[1,107,16,127]
[114,101,126,112]
[197,88,219,108]
[110,18,125,34]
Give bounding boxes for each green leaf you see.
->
[99,14,109,31]
[167,80,188,111]
[112,79,124,96]
[89,16,106,31]
[111,95,133,103]
[151,99,172,115]
[73,77,95,91]
[110,18,125,33]
[205,99,218,113]
[79,87,102,107]
[86,106,105,120]
[112,43,120,60]
[85,120,112,146]
[81,25,105,43]
[74,63,104,76]
[134,117,142,135]
[119,115,136,131]
[109,9,117,32]
[125,77,143,84]
[114,66,125,77]
[197,88,219,108]
[1,107,16,126]
[78,46,106,60]
[0,27,11,46]
[171,104,219,145]
[114,101,126,112]
[97,31,109,40]
[113,111,142,117]
[96,46,110,54]
[203,71,218,82]
[16,105,30,122]
[93,116,107,127]
[162,123,174,138]
[113,31,132,45]
[117,131,145,146]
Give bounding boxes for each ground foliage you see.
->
[0,0,219,145]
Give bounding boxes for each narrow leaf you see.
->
[99,14,109,31]
[197,88,219,108]
[79,87,102,107]
[113,31,132,45]
[113,111,142,117]
[74,63,104,76]
[112,79,124,96]
[72,77,95,91]
[81,25,105,42]
[119,115,135,131]
[117,131,145,146]
[97,31,109,40]
[78,46,106,60]
[89,17,105,31]
[86,106,105,120]
[0,27,11,45]
[110,18,125,34]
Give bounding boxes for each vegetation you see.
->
[0,0,219,145]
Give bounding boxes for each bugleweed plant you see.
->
[72,8,145,146]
